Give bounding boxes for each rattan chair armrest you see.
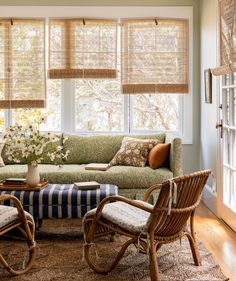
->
[94,195,154,222]
[143,183,163,202]
[0,194,28,223]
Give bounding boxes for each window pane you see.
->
[75,80,124,132]
[12,80,61,131]
[131,95,179,131]
[0,53,6,102]
[0,110,4,133]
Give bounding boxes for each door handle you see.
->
[216,120,223,138]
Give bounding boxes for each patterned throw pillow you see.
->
[110,137,160,167]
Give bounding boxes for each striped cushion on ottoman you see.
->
[0,184,118,219]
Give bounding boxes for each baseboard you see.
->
[202,184,218,216]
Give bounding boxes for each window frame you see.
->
[0,6,193,144]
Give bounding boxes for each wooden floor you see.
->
[195,203,236,281]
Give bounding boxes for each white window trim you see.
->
[0,6,193,144]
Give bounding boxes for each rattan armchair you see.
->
[0,194,36,275]
[83,170,211,281]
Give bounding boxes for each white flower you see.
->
[49,153,55,161]
[38,147,44,155]
[65,150,70,158]
[31,160,38,167]
[28,145,34,152]
[62,136,68,144]
[27,123,34,131]
[35,149,41,156]
[3,117,70,166]
[39,115,47,123]
[56,146,63,151]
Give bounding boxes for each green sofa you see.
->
[0,133,182,199]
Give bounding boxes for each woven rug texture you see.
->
[0,219,229,281]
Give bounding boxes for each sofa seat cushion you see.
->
[0,164,173,190]
[84,200,153,234]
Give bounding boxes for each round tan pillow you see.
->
[148,143,170,169]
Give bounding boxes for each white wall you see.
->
[200,0,219,213]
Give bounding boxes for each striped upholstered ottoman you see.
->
[0,183,118,219]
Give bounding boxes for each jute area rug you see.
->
[0,219,229,281]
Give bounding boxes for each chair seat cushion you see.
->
[0,205,34,229]
[84,200,153,234]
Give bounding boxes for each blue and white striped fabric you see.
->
[0,184,118,219]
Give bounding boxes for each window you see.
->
[11,80,62,131]
[0,19,46,108]
[0,110,4,132]
[121,18,189,94]
[211,0,236,76]
[75,79,124,132]
[130,95,179,131]
[0,7,193,143]
[72,18,186,135]
[73,79,180,134]
[48,18,117,79]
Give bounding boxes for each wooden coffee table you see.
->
[0,183,118,220]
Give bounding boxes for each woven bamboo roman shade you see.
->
[121,18,189,94]
[0,19,46,109]
[212,0,236,76]
[49,18,117,79]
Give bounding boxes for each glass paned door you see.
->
[218,73,236,231]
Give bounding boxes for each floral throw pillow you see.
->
[110,137,160,167]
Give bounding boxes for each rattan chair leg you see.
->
[149,234,160,281]
[0,219,36,275]
[190,211,196,241]
[0,248,36,275]
[185,232,202,266]
[84,237,135,274]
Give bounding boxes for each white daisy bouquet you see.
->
[3,116,69,166]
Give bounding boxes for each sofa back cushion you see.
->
[63,134,166,164]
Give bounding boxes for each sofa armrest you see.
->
[165,134,183,177]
